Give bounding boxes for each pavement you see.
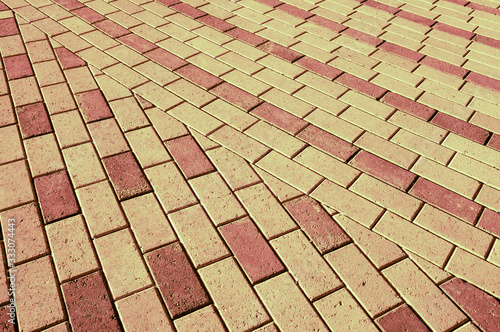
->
[0,0,500,330]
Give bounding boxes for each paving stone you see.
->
[3,54,34,80]
[173,305,226,331]
[24,133,65,177]
[165,135,215,179]
[146,242,210,318]
[74,89,113,123]
[376,304,430,332]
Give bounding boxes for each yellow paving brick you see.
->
[412,157,480,199]
[384,22,427,42]
[188,52,232,76]
[332,34,378,55]
[296,72,347,98]
[406,251,452,284]
[158,24,197,43]
[32,60,65,87]
[87,118,130,158]
[420,45,467,67]
[169,12,205,30]
[218,52,264,75]
[26,39,56,63]
[125,127,171,168]
[340,107,398,139]
[414,65,465,90]
[293,147,360,187]
[87,0,118,15]
[134,61,178,86]
[261,88,314,118]
[333,47,379,69]
[453,322,482,332]
[107,10,142,29]
[95,74,134,101]
[419,79,471,106]
[464,59,500,81]
[201,3,234,20]
[330,57,378,81]
[145,107,187,141]
[475,185,500,212]
[24,133,64,177]
[235,182,297,238]
[174,305,226,331]
[53,31,92,53]
[112,0,142,14]
[225,39,267,61]
[388,111,446,143]
[391,129,454,165]
[305,109,363,143]
[135,82,183,111]
[189,128,220,150]
[374,62,423,87]
[373,212,454,268]
[64,66,99,94]
[62,143,106,188]
[372,74,423,100]
[468,96,500,121]
[245,121,306,157]
[466,50,500,73]
[203,99,257,132]
[315,287,379,331]
[253,166,302,202]
[9,76,43,107]
[16,256,65,332]
[415,204,492,257]
[297,32,337,53]
[351,174,422,220]
[253,68,303,94]
[488,240,500,266]
[81,29,120,51]
[170,204,231,267]
[0,125,23,165]
[189,172,246,226]
[144,162,197,213]
[295,86,349,115]
[423,36,468,58]
[450,154,500,191]
[46,214,99,282]
[77,47,118,69]
[371,49,419,72]
[271,230,342,300]
[222,70,271,96]
[104,63,148,89]
[76,180,128,237]
[121,193,177,252]
[168,79,216,108]
[206,147,261,191]
[108,97,148,132]
[444,134,500,169]
[257,27,298,47]
[357,131,419,169]
[41,83,77,115]
[226,15,264,33]
[234,6,270,24]
[258,55,306,78]
[116,288,175,332]
[383,259,467,331]
[291,42,336,63]
[106,45,147,67]
[51,110,90,149]
[297,22,339,41]
[258,150,324,193]
[255,272,328,332]
[209,125,269,163]
[94,228,152,299]
[186,36,227,57]
[427,29,471,48]
[131,21,169,40]
[199,257,270,331]
[335,215,405,269]
[0,35,25,57]
[311,180,384,228]
[325,243,402,317]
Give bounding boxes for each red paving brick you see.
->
[409,178,482,224]
[477,209,500,238]
[103,151,152,200]
[421,57,469,79]
[165,135,214,178]
[0,305,15,332]
[3,54,34,80]
[396,11,435,27]
[297,125,359,161]
[219,217,285,283]
[171,3,206,19]
[74,89,113,123]
[258,41,304,62]
[175,64,223,90]
[54,47,87,69]
[251,102,308,135]
[94,20,131,38]
[431,112,490,144]
[381,92,435,120]
[73,7,106,23]
[487,134,500,152]
[336,73,387,99]
[284,196,351,253]
[343,28,383,46]
[434,23,475,40]
[376,304,430,332]
[349,150,417,191]
[277,4,314,20]
[118,34,157,54]
[144,48,188,70]
[255,0,283,7]
[441,278,500,331]
[197,15,235,32]
[364,0,399,14]
[0,18,19,37]
[146,242,211,318]
[35,170,80,223]
[380,42,425,62]
[474,35,500,50]
[307,15,345,32]
[53,0,84,10]
[467,72,500,92]
[62,271,121,331]
[226,28,267,46]
[16,102,53,138]
[296,57,342,80]
[210,82,262,111]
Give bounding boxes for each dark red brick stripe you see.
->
[297,125,359,162]
[430,113,490,144]
[165,135,215,179]
[376,304,430,332]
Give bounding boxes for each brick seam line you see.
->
[4,0,500,298]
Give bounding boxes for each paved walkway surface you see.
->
[0,0,500,330]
